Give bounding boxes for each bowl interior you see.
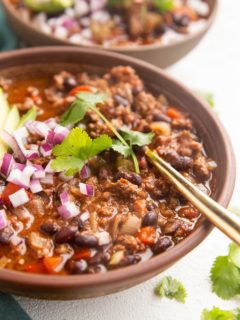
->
[0,47,235,298]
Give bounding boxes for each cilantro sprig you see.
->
[51,128,112,176]
[60,91,154,173]
[201,307,240,320]
[154,276,187,303]
[210,242,240,300]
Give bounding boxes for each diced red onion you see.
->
[80,211,90,222]
[0,130,25,162]
[95,231,111,246]
[61,18,77,29]
[45,118,57,129]
[39,143,52,157]
[46,129,55,144]
[79,182,94,196]
[80,165,91,179]
[0,153,15,177]
[7,165,35,189]
[60,191,69,204]
[53,125,69,145]
[58,202,80,220]
[40,174,54,185]
[26,144,40,160]
[10,235,27,255]
[13,127,38,161]
[0,209,8,230]
[30,179,43,194]
[32,164,45,179]
[25,121,49,138]
[59,172,72,182]
[45,160,55,173]
[9,188,30,208]
[13,163,26,171]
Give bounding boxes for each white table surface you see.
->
[15,1,240,318]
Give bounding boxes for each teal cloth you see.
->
[0,6,31,320]
[0,293,31,320]
[0,3,18,51]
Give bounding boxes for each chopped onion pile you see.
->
[0,117,94,215]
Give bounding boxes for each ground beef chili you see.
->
[0,66,216,275]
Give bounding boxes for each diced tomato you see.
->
[167,107,182,120]
[43,256,63,274]
[137,227,157,245]
[69,85,97,96]
[24,262,47,274]
[72,249,91,260]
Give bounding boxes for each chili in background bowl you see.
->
[2,0,218,68]
[0,47,235,299]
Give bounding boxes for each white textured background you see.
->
[15,1,240,318]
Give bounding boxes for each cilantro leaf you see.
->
[210,255,240,300]
[60,92,108,126]
[112,140,132,157]
[201,307,236,320]
[60,100,89,126]
[120,127,154,147]
[51,128,112,176]
[76,92,108,107]
[229,243,240,269]
[154,0,174,12]
[17,106,37,128]
[154,276,187,303]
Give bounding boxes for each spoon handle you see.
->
[146,148,240,245]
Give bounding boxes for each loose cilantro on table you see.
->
[201,307,240,320]
[195,90,215,108]
[60,91,154,174]
[154,276,187,303]
[51,128,112,176]
[210,242,240,300]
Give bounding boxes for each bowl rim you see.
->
[2,0,218,52]
[0,46,235,290]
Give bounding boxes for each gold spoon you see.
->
[145,148,240,245]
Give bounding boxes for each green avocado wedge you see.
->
[23,0,74,13]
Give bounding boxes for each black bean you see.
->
[0,227,14,244]
[160,150,192,171]
[119,255,141,267]
[151,237,173,254]
[114,171,142,186]
[67,259,88,274]
[74,233,98,248]
[40,223,60,235]
[152,114,171,123]
[162,220,181,235]
[71,216,86,230]
[55,226,77,244]
[114,94,129,107]
[63,77,77,91]
[88,251,111,265]
[142,211,158,227]
[173,13,190,27]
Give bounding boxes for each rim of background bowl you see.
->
[2,0,218,52]
[0,46,235,290]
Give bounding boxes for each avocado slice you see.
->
[23,0,74,14]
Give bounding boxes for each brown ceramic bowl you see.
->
[0,47,235,300]
[2,0,217,68]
